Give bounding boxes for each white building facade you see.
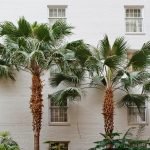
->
[0,0,150,150]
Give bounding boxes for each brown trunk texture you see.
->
[103,87,114,136]
[34,134,40,150]
[30,71,43,150]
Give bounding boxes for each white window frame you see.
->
[47,5,67,25]
[128,102,148,125]
[48,99,70,126]
[124,5,144,35]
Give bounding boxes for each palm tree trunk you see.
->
[30,71,43,150]
[103,87,114,136]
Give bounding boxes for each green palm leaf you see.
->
[66,40,92,65]
[143,81,150,93]
[104,55,121,69]
[17,17,32,37]
[98,35,111,59]
[0,59,15,80]
[50,73,80,87]
[118,94,148,109]
[48,87,81,105]
[127,42,150,70]
[112,37,128,57]
[51,20,73,40]
[33,24,52,42]
[85,56,102,75]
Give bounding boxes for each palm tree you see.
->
[49,35,150,144]
[0,17,73,150]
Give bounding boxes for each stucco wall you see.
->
[0,0,150,150]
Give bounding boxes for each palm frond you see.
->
[91,75,106,86]
[127,42,150,70]
[104,55,121,69]
[33,24,52,42]
[51,20,73,40]
[118,94,148,109]
[121,71,150,92]
[0,21,18,39]
[48,87,81,105]
[66,40,92,65]
[12,51,28,66]
[112,69,125,84]
[29,50,45,66]
[98,35,111,59]
[0,59,15,80]
[143,81,150,93]
[85,56,102,75]
[50,73,80,87]
[17,17,32,37]
[112,37,128,57]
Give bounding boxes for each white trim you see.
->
[124,5,144,9]
[47,5,68,9]
[125,32,145,35]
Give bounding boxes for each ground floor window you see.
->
[49,141,69,150]
[128,103,148,125]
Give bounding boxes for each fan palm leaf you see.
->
[50,73,80,87]
[112,37,128,57]
[0,59,15,80]
[98,35,111,59]
[48,87,81,105]
[118,94,148,109]
[127,42,150,70]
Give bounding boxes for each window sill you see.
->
[128,122,148,126]
[125,32,145,35]
[49,122,70,126]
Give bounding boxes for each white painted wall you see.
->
[0,0,150,150]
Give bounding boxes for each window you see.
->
[125,6,144,33]
[47,5,67,25]
[49,99,68,125]
[49,141,69,150]
[128,103,148,125]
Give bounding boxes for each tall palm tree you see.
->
[0,17,73,150]
[49,35,150,144]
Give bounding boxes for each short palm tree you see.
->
[49,35,150,144]
[0,17,73,150]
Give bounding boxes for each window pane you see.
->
[58,9,62,17]
[49,9,53,17]
[53,9,57,17]
[130,9,134,17]
[126,9,129,17]
[62,9,65,17]
[134,9,137,17]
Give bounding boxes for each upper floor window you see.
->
[47,5,67,25]
[49,99,69,125]
[128,103,148,125]
[125,6,144,33]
